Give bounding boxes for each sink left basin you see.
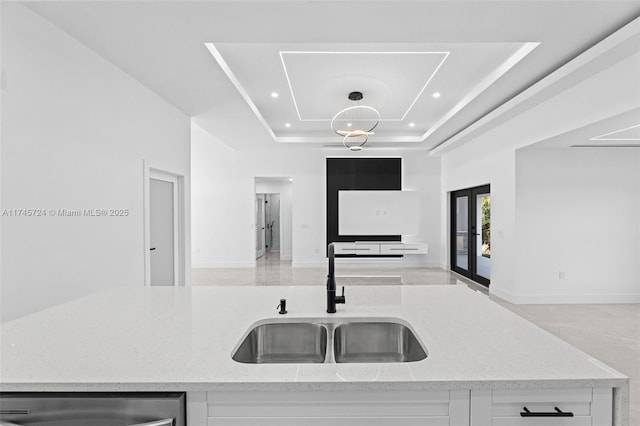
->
[232,322,328,364]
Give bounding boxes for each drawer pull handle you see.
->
[520,407,574,417]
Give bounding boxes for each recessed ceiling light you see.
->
[409,122,416,127]
[347,123,353,127]
[289,178,293,182]
[285,123,291,128]
[271,92,279,98]
[432,92,441,98]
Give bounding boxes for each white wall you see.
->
[515,148,640,303]
[255,180,293,261]
[438,26,639,303]
[191,123,255,267]
[191,123,442,269]
[441,144,517,299]
[440,126,640,305]
[0,4,191,321]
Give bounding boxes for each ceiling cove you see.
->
[590,123,640,141]
[205,42,539,146]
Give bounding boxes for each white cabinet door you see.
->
[207,418,448,426]
[205,390,469,426]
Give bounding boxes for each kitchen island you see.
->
[0,285,629,425]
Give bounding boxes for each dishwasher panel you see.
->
[0,392,185,426]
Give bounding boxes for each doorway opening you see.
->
[255,194,266,259]
[254,177,293,263]
[255,193,281,259]
[264,194,280,253]
[450,184,491,286]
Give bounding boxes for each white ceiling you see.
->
[21,0,640,151]
[208,42,536,144]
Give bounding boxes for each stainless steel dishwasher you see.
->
[0,392,185,426]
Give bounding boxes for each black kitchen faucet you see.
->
[326,243,346,313]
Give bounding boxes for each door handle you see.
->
[128,418,175,426]
[150,247,156,251]
[520,407,573,417]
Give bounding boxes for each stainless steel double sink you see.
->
[232,318,428,364]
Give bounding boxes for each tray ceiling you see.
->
[207,42,537,144]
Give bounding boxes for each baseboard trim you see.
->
[489,285,516,303]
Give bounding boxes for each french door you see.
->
[450,185,491,286]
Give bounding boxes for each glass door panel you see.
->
[451,185,490,286]
[455,195,469,272]
[475,192,491,281]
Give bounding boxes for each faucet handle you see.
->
[336,287,346,305]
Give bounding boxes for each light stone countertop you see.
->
[0,285,628,392]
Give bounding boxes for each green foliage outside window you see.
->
[481,196,491,248]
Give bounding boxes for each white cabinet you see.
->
[470,388,612,426]
[189,387,615,426]
[196,390,469,426]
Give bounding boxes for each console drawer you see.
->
[354,243,380,255]
[333,243,356,255]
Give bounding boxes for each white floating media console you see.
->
[333,241,428,256]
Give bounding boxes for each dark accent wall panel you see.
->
[326,158,402,256]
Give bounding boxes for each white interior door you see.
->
[150,177,175,286]
[256,194,265,259]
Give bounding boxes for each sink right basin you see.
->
[333,321,427,363]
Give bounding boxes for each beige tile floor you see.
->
[193,252,639,423]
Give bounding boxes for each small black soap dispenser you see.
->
[277,299,287,314]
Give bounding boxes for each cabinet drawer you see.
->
[379,244,406,255]
[493,388,592,425]
[333,243,356,255]
[401,243,428,254]
[354,243,380,255]
[471,388,612,426]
